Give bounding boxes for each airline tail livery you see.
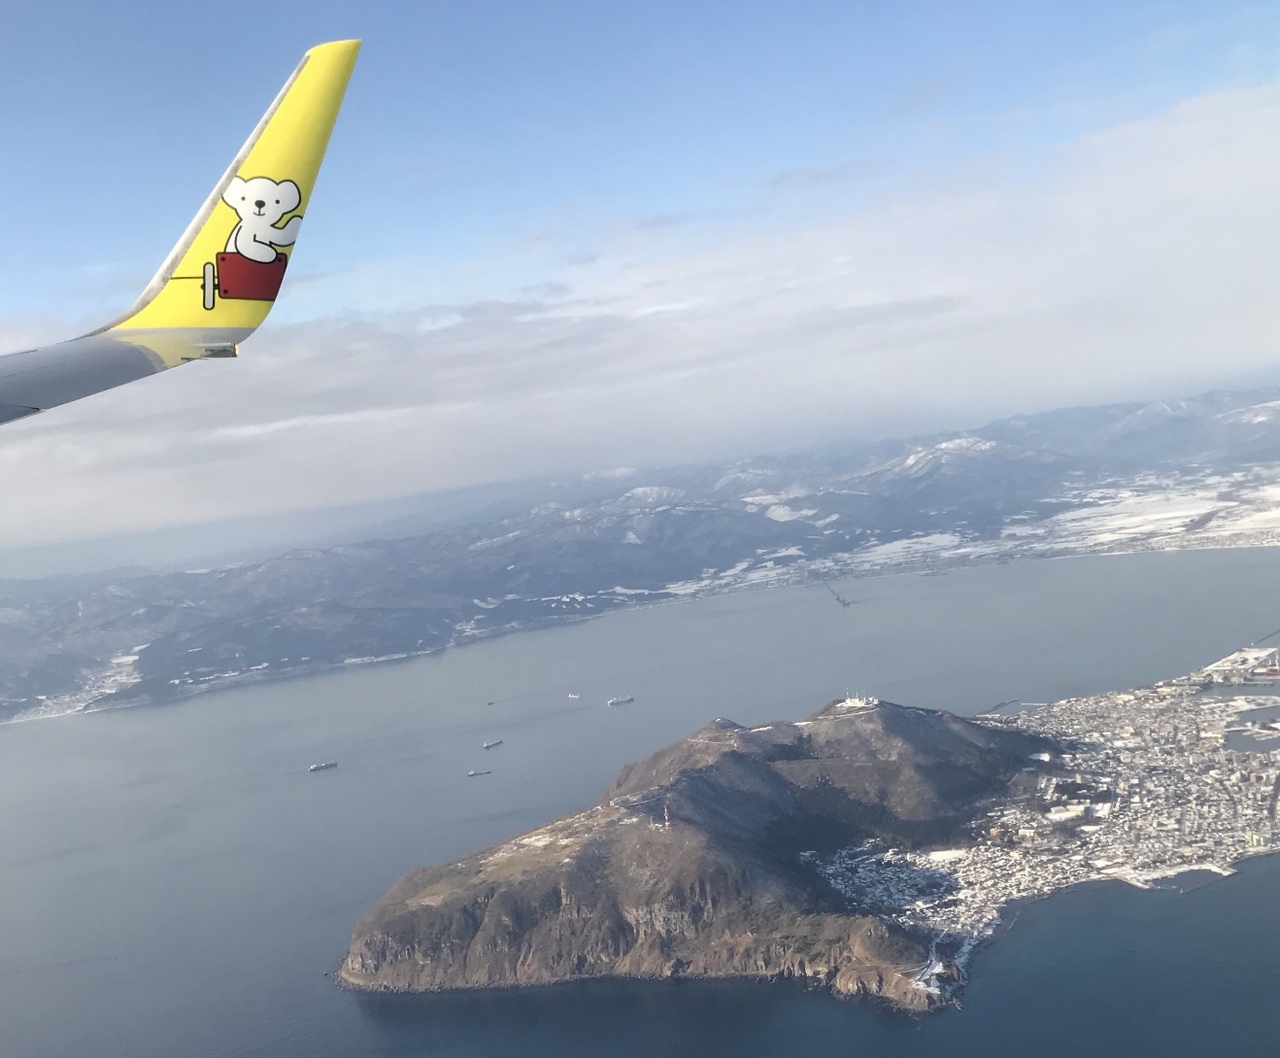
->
[0,39,360,426]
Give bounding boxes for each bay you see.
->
[3,547,1280,1057]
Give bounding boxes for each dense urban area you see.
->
[815,646,1280,996]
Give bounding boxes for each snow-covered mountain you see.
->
[7,386,1280,721]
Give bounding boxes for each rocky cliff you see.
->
[339,697,1054,1011]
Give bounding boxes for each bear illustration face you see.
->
[222,176,300,225]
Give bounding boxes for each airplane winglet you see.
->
[0,42,359,421]
[103,39,360,345]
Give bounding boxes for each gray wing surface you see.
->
[0,335,173,423]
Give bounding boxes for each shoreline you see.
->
[7,530,1280,728]
[332,644,1280,1012]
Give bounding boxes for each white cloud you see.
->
[3,79,1280,551]
[211,407,416,439]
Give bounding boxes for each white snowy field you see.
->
[819,466,1280,579]
[998,469,1280,556]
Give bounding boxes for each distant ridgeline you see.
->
[8,387,1280,720]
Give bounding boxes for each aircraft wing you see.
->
[0,39,360,426]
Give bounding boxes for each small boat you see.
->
[308,761,338,773]
[467,769,492,777]
[483,739,503,750]
[485,700,496,706]
[607,695,635,707]
[567,693,581,700]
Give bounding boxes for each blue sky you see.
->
[3,1,1277,320]
[3,1,1280,552]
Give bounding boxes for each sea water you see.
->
[3,547,1280,1057]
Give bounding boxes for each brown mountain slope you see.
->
[340,698,1054,1011]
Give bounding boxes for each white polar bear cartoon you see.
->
[222,175,303,263]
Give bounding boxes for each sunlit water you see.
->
[4,548,1280,1057]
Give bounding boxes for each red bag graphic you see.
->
[216,252,289,302]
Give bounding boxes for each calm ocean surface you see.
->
[4,548,1280,1057]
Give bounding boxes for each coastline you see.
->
[10,512,1280,1054]
[8,527,1280,728]
[335,640,1280,1011]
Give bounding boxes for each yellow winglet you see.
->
[106,39,360,338]
[0,42,358,423]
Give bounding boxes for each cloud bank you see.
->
[3,80,1280,551]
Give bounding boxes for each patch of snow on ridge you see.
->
[741,485,812,505]
[469,530,525,550]
[1217,400,1280,426]
[765,504,819,522]
[621,486,685,506]
[891,437,998,473]
[935,437,996,452]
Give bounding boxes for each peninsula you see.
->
[341,645,1280,1011]
[339,696,1052,1009]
